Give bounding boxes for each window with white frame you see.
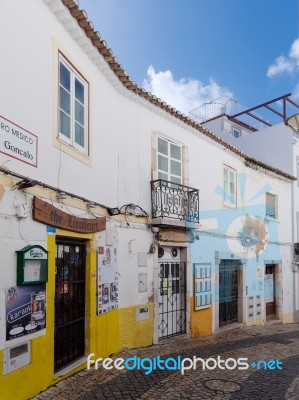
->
[157,137,182,184]
[266,193,277,219]
[58,54,88,154]
[223,166,237,207]
[194,263,212,310]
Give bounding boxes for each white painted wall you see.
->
[0,0,295,336]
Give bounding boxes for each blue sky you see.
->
[79,0,299,117]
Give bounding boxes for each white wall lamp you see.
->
[57,191,67,201]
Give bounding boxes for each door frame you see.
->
[153,243,189,344]
[54,237,86,372]
[219,260,240,327]
[264,262,282,321]
[215,252,246,333]
[50,230,95,378]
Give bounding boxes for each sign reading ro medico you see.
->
[0,115,38,167]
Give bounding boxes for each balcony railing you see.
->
[151,179,199,224]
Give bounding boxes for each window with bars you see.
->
[58,54,88,154]
[194,263,212,310]
[157,137,182,184]
[223,166,237,208]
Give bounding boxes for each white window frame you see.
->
[266,192,278,219]
[194,263,212,310]
[223,165,237,208]
[58,54,89,155]
[157,136,182,184]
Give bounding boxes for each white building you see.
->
[0,1,295,399]
[191,94,299,322]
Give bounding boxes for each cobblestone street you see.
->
[33,323,299,400]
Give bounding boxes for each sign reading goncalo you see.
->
[0,115,38,167]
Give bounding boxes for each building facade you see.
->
[0,1,295,399]
[191,95,299,324]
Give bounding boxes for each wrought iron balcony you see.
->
[151,179,199,225]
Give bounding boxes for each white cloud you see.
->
[267,56,294,78]
[142,65,233,116]
[267,38,299,78]
[292,82,299,99]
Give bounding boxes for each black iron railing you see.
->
[151,179,199,223]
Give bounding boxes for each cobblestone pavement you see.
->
[32,323,299,400]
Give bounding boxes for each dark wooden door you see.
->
[54,240,86,372]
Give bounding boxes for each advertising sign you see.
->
[5,284,46,341]
[97,246,118,314]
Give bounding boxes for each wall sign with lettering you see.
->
[0,115,38,167]
[33,197,106,233]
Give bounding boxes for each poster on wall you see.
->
[97,246,118,315]
[5,284,46,341]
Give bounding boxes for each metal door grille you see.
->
[54,240,86,372]
[158,261,186,339]
[219,260,239,327]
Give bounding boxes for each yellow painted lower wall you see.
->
[0,334,54,400]
[95,309,120,358]
[190,298,212,338]
[283,313,294,324]
[0,233,121,400]
[245,319,264,327]
[119,304,154,349]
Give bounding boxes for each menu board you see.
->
[6,284,46,341]
[97,246,118,315]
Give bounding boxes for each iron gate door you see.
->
[54,240,86,372]
[158,261,186,339]
[219,260,239,327]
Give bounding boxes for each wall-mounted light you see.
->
[285,113,299,133]
[107,207,120,216]
[13,179,39,190]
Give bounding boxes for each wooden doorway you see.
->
[54,239,86,372]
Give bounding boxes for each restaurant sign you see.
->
[33,197,106,233]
